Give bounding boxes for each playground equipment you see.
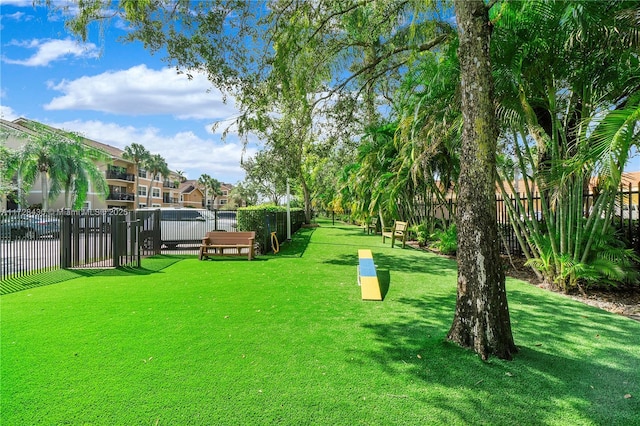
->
[357,249,382,301]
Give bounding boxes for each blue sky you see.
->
[0,0,257,184]
[2,0,639,185]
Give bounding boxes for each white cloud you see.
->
[0,0,34,6]
[0,105,19,121]
[2,38,99,66]
[3,11,27,21]
[44,65,240,120]
[52,119,255,184]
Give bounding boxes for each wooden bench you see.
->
[199,231,256,261]
[382,221,408,248]
[363,217,378,234]
[357,249,382,300]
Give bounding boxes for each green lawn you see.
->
[1,220,639,425]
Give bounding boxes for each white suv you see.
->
[137,208,236,249]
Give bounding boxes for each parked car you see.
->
[216,210,238,231]
[137,208,236,249]
[0,214,60,240]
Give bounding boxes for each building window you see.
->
[82,201,91,210]
[152,203,161,207]
[222,190,228,196]
[220,199,227,205]
[138,185,147,197]
[152,188,161,198]
[154,174,161,181]
[138,169,147,179]
[138,203,147,208]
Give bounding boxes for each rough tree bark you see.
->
[447,0,517,360]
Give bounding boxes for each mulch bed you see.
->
[406,240,640,322]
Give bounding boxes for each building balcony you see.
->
[163,196,180,204]
[163,180,179,189]
[106,170,136,182]
[107,192,135,201]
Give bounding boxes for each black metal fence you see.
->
[495,184,640,256]
[358,183,640,258]
[0,209,158,281]
[1,208,305,281]
[260,210,306,253]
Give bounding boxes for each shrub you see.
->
[237,205,304,253]
[410,223,429,247]
[430,224,457,255]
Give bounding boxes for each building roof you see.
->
[179,180,203,195]
[10,117,132,164]
[0,118,38,137]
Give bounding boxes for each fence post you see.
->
[153,210,161,254]
[60,213,72,269]
[112,214,125,268]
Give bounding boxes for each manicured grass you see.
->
[1,220,639,425]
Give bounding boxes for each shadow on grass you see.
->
[0,255,186,295]
[358,291,640,425]
[0,226,318,295]
[256,227,316,259]
[278,227,315,257]
[378,269,390,299]
[323,251,457,277]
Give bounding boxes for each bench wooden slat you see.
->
[382,221,408,248]
[199,231,256,261]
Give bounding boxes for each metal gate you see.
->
[60,210,161,270]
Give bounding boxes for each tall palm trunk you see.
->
[146,176,154,207]
[133,166,139,210]
[40,168,49,211]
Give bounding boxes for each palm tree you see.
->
[208,178,222,209]
[60,138,110,209]
[340,122,402,227]
[198,173,212,209]
[143,154,170,207]
[122,143,150,209]
[14,123,77,211]
[176,170,186,183]
[490,0,640,289]
[0,142,20,208]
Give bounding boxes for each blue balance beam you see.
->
[357,249,382,301]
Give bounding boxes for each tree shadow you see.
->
[0,255,186,295]
[276,227,315,258]
[322,251,457,277]
[355,290,640,424]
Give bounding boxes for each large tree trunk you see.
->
[448,0,517,360]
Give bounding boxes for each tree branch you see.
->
[312,32,449,108]
[307,0,372,44]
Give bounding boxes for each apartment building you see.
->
[210,182,244,209]
[0,118,220,211]
[177,180,205,209]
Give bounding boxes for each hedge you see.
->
[237,206,305,253]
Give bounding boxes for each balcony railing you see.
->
[163,196,180,204]
[106,170,136,182]
[163,181,179,189]
[107,192,135,201]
